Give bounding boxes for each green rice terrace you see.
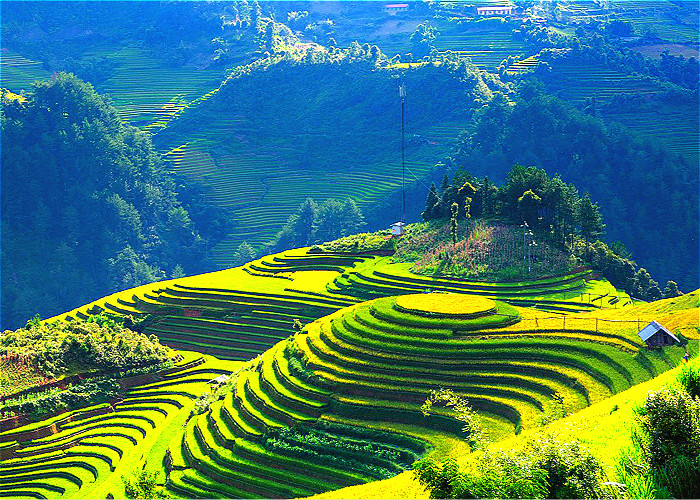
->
[2,236,697,498]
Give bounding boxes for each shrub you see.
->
[414,434,605,499]
[0,318,170,377]
[653,454,700,499]
[677,361,700,399]
[636,388,700,468]
[527,435,607,499]
[123,465,169,499]
[414,436,606,498]
[13,379,120,420]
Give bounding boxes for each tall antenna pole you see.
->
[400,83,406,223]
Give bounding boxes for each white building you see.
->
[390,222,406,237]
[384,3,409,16]
[476,5,514,16]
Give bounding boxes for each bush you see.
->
[0,318,170,377]
[678,361,700,399]
[653,454,700,499]
[123,465,169,499]
[414,434,605,499]
[527,435,607,499]
[15,379,120,420]
[636,388,700,468]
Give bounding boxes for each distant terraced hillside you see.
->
[164,291,686,498]
[0,49,50,92]
[154,54,500,266]
[542,61,699,163]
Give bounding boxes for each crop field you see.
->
[433,20,528,70]
[164,291,685,497]
[622,6,698,43]
[541,61,700,163]
[544,63,665,103]
[0,351,241,499]
[320,258,634,313]
[49,246,637,370]
[0,49,50,93]
[81,45,225,130]
[35,246,697,498]
[162,120,466,267]
[604,99,700,165]
[48,252,367,362]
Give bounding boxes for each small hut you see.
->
[637,320,680,347]
[390,221,406,237]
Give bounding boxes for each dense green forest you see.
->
[1,74,230,328]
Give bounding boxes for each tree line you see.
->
[266,198,366,254]
[1,73,230,328]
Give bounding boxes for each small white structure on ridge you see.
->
[476,5,514,16]
[390,221,406,237]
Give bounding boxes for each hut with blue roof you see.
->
[637,320,680,347]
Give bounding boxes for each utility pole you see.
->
[400,83,406,223]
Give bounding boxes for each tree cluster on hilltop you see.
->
[267,198,365,253]
[0,74,231,329]
[423,165,683,300]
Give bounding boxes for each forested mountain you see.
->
[1,74,229,328]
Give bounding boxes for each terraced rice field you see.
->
[433,21,528,69]
[0,49,50,93]
[49,252,370,362]
[318,261,632,313]
[605,100,700,165]
[38,247,695,498]
[0,351,241,499]
[545,63,665,103]
[163,120,466,267]
[505,55,539,74]
[624,10,698,42]
[49,247,636,370]
[83,45,225,129]
[542,61,700,162]
[165,291,683,497]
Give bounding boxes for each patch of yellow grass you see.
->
[1,88,26,103]
[395,293,496,316]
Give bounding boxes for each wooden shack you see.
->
[637,320,680,347]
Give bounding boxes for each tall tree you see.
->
[422,182,440,221]
[577,193,605,242]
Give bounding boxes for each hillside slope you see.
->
[34,246,695,499]
[153,52,502,264]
